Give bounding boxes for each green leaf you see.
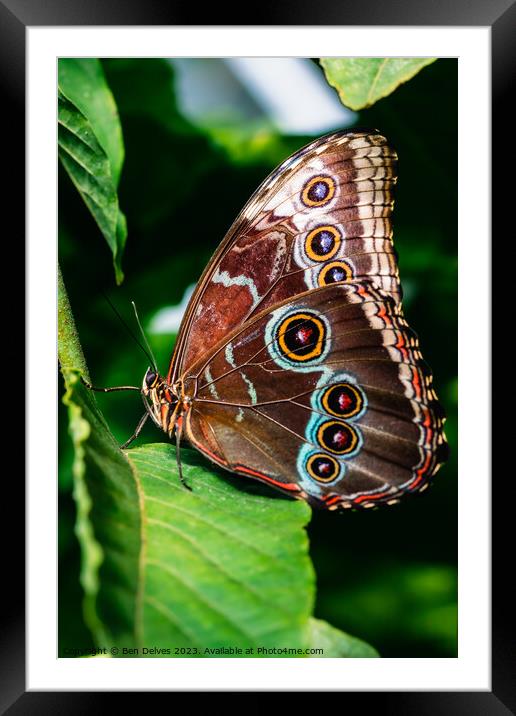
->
[58,61,127,284]
[320,58,437,110]
[59,59,124,185]
[126,443,315,656]
[308,618,379,657]
[58,92,126,284]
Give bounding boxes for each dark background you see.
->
[59,57,457,658]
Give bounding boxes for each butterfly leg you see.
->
[175,416,192,491]
[120,412,149,449]
[81,376,140,392]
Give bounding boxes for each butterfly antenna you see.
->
[131,301,158,372]
[101,291,157,370]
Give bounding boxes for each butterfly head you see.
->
[141,367,179,436]
[143,366,160,392]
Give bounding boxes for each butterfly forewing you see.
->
[170,130,400,384]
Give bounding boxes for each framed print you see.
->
[4,0,511,710]
[55,54,457,665]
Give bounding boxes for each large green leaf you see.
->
[58,60,127,284]
[320,58,436,110]
[126,443,315,656]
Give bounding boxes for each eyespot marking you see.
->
[265,305,331,372]
[321,383,365,419]
[306,453,341,483]
[316,420,360,455]
[305,225,341,261]
[301,175,336,207]
[277,312,326,362]
[318,260,354,285]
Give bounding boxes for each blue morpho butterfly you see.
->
[86,129,448,510]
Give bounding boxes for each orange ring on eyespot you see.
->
[318,260,354,286]
[301,175,336,207]
[304,225,342,262]
[322,383,364,418]
[277,312,326,362]
[316,420,359,455]
[306,453,341,483]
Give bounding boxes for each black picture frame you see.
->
[7,0,511,711]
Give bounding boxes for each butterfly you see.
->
[90,129,448,511]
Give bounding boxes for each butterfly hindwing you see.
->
[183,283,447,510]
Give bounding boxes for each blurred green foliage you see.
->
[59,58,457,657]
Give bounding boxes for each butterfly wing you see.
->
[183,283,448,510]
[170,130,399,384]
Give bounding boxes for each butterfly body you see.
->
[139,129,448,511]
